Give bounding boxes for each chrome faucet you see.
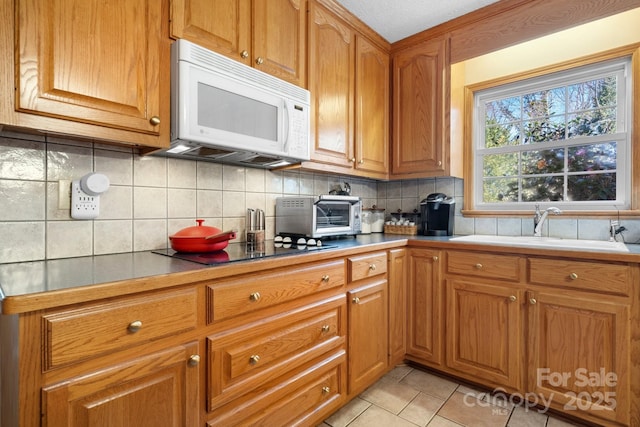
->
[533,205,562,237]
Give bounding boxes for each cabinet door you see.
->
[527,291,630,425]
[354,35,389,175]
[446,279,522,390]
[348,280,388,395]
[253,0,306,87]
[42,342,200,427]
[308,2,355,169]
[392,37,449,177]
[17,0,166,136]
[170,0,252,64]
[406,249,443,366]
[387,249,407,366]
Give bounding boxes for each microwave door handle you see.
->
[282,100,290,151]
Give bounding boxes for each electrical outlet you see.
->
[71,180,100,219]
[58,180,71,210]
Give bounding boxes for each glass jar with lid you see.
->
[370,206,385,233]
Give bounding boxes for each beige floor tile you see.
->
[546,416,590,427]
[427,415,465,426]
[400,369,459,400]
[359,377,421,414]
[347,405,417,427]
[323,397,371,427]
[437,390,511,427]
[399,392,446,427]
[384,364,414,381]
[507,405,548,427]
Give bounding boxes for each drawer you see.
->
[348,251,387,282]
[207,295,346,411]
[446,250,522,282]
[208,350,346,427]
[529,257,631,296]
[42,288,197,370]
[207,259,344,323]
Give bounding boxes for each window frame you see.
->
[462,44,640,218]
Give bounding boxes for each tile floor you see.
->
[321,365,590,427]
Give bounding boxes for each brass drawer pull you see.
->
[241,50,249,59]
[249,355,261,365]
[529,298,537,305]
[249,292,261,302]
[352,297,360,304]
[321,275,330,282]
[433,256,439,261]
[509,295,517,302]
[255,56,264,65]
[188,354,200,366]
[369,264,376,271]
[127,320,142,333]
[322,386,331,394]
[321,324,330,333]
[475,263,483,269]
[569,272,579,280]
[149,116,160,126]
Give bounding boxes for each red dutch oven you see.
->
[169,219,237,253]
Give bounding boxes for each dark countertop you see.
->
[2,233,639,314]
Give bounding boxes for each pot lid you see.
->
[170,219,221,238]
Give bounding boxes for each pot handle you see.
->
[205,230,237,243]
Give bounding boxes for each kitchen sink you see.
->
[449,234,629,253]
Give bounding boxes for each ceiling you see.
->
[334,0,500,43]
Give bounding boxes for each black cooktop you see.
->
[152,241,337,265]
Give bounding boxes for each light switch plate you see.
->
[58,180,71,210]
[71,180,100,219]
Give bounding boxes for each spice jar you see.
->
[370,206,385,233]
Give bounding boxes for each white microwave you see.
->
[163,39,310,168]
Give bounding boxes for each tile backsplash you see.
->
[1,131,639,264]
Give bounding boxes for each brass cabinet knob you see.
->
[369,264,376,271]
[529,298,537,305]
[241,50,249,59]
[569,272,578,280]
[149,116,161,126]
[249,354,261,365]
[321,324,330,333]
[322,386,331,394]
[255,56,264,65]
[321,275,330,282]
[127,320,142,332]
[475,263,483,269]
[352,297,360,304]
[509,295,517,302]
[249,292,261,302]
[437,160,443,166]
[188,354,200,366]
[350,158,356,163]
[358,159,364,164]
[433,256,439,261]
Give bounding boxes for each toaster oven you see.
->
[275,195,362,238]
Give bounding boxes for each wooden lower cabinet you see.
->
[406,248,443,367]
[42,342,200,427]
[387,248,407,366]
[528,290,630,425]
[445,279,523,391]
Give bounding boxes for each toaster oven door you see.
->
[314,200,359,236]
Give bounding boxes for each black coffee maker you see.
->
[420,193,455,236]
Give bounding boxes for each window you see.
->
[472,57,632,212]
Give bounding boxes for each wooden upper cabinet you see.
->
[15,0,168,143]
[171,0,306,87]
[354,35,389,175]
[307,1,389,178]
[307,2,355,169]
[392,37,450,178]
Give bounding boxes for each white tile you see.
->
[99,186,133,220]
[246,168,266,193]
[94,149,133,185]
[497,218,522,236]
[577,219,610,240]
[434,177,455,196]
[222,191,246,217]
[133,156,167,187]
[94,220,133,254]
[0,137,46,180]
[168,188,197,218]
[196,190,223,218]
[46,143,93,181]
[265,193,280,217]
[313,174,330,195]
[0,222,45,263]
[283,171,300,194]
[196,161,223,190]
[222,165,246,191]
[474,217,498,235]
[265,170,284,193]
[168,158,197,188]
[454,215,475,235]
[549,218,578,239]
[245,192,266,213]
[0,180,45,221]
[46,221,93,259]
[134,187,167,218]
[418,179,436,200]
[401,179,419,198]
[133,219,168,251]
[299,172,315,195]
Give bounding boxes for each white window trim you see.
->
[471,57,632,212]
